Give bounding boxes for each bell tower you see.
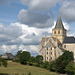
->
[52,16,67,43]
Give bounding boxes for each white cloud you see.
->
[18,0,62,28]
[20,0,60,10]
[58,1,75,22]
[0,44,39,56]
[18,9,53,28]
[0,21,70,56]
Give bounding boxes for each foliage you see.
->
[20,51,31,64]
[28,56,35,66]
[35,55,43,65]
[0,57,8,67]
[16,50,22,58]
[55,50,74,73]
[14,50,22,62]
[2,60,7,67]
[65,61,75,75]
[42,61,50,70]
[49,61,56,71]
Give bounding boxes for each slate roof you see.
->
[63,37,75,43]
[55,16,65,29]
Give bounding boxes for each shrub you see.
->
[20,51,31,65]
[55,51,74,73]
[2,60,7,67]
[49,61,56,71]
[28,56,35,66]
[65,61,75,75]
[35,55,43,65]
[43,61,50,70]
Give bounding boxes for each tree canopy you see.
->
[20,51,31,64]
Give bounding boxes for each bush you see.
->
[0,58,7,67]
[2,60,7,67]
[55,51,74,73]
[35,55,43,65]
[43,61,50,70]
[20,51,31,65]
[65,61,75,75]
[49,61,56,71]
[28,56,35,66]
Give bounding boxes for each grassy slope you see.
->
[0,61,58,75]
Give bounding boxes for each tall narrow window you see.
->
[47,47,48,50]
[51,57,52,60]
[51,52,52,55]
[51,47,52,50]
[64,45,66,48]
[47,52,48,55]
[58,31,60,34]
[47,57,48,60]
[54,31,56,34]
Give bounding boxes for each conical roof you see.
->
[55,16,64,29]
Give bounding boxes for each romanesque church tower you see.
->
[52,16,67,43]
[39,16,75,62]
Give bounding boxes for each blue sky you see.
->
[0,0,75,56]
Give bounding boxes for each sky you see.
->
[0,0,75,56]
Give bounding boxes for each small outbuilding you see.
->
[1,53,15,60]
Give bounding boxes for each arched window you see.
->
[64,45,66,48]
[51,57,52,60]
[58,31,60,34]
[51,52,52,55]
[54,31,56,34]
[47,57,48,60]
[51,47,52,50]
[47,47,48,50]
[47,52,48,55]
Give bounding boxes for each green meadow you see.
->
[0,61,58,75]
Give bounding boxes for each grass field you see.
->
[0,61,58,75]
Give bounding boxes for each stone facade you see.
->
[39,16,75,62]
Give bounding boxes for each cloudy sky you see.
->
[0,0,75,56]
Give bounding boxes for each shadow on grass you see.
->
[0,73,9,75]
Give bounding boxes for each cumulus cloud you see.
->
[58,1,75,22]
[18,0,61,28]
[0,22,52,55]
[0,44,39,56]
[0,21,70,56]
[18,9,53,28]
[20,0,60,10]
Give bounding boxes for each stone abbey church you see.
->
[39,16,75,62]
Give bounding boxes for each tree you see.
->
[16,50,22,58]
[29,56,35,65]
[65,61,75,75]
[43,61,50,70]
[35,55,43,65]
[55,50,74,73]
[49,60,56,71]
[15,50,22,62]
[0,58,7,67]
[20,51,31,64]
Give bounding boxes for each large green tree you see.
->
[55,50,74,73]
[29,56,35,65]
[20,51,31,64]
[35,55,43,65]
[65,61,75,75]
